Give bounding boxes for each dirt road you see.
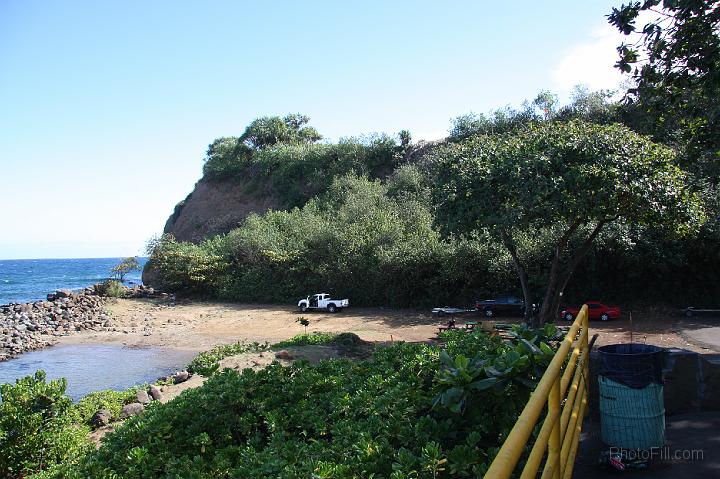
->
[55,298,717,354]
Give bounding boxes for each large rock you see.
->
[90,409,113,427]
[120,402,145,419]
[275,350,294,360]
[136,390,151,404]
[172,370,190,384]
[149,384,163,401]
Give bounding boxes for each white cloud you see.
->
[552,23,625,95]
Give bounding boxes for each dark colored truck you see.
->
[475,295,527,318]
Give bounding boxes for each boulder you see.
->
[90,409,113,427]
[172,370,190,384]
[120,402,145,419]
[275,350,295,360]
[149,384,163,401]
[136,390,151,404]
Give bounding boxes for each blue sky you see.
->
[0,0,626,259]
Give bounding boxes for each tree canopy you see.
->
[433,120,704,324]
[110,257,140,282]
[239,114,322,150]
[609,0,720,175]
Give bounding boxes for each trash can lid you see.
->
[598,343,664,356]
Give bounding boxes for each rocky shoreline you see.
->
[0,284,169,362]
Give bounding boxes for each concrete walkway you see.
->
[574,412,720,478]
[679,320,720,352]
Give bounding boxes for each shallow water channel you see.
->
[0,344,196,400]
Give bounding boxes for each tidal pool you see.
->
[0,344,196,401]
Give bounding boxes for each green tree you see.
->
[110,256,140,282]
[532,90,559,120]
[448,88,619,142]
[433,120,704,325]
[202,136,252,179]
[240,113,322,150]
[609,0,720,176]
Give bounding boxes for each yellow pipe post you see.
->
[546,377,562,479]
[483,305,589,479]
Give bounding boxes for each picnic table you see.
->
[437,320,490,334]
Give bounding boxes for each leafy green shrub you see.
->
[43,332,557,478]
[187,341,269,376]
[70,388,141,428]
[0,371,92,479]
[95,279,125,298]
[110,256,140,281]
[272,331,338,348]
[333,332,362,348]
[202,136,253,179]
[148,173,517,307]
[147,234,229,294]
[248,134,400,208]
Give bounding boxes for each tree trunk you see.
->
[555,220,608,314]
[537,220,581,325]
[500,230,534,326]
[540,220,607,324]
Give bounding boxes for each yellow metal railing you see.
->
[484,305,590,479]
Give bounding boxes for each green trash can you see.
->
[598,375,665,449]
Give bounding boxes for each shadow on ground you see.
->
[574,412,720,478]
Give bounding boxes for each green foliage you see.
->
[149,173,511,307]
[202,136,252,179]
[448,87,620,142]
[296,316,310,334]
[69,388,141,428]
[154,94,720,311]
[201,114,400,197]
[448,106,537,141]
[147,234,228,294]
[46,333,556,478]
[0,371,92,479]
[273,331,338,348]
[437,120,702,234]
[249,134,400,207]
[110,256,140,281]
[434,120,704,324]
[95,279,125,298]
[240,113,322,150]
[609,1,720,176]
[187,341,269,376]
[433,327,557,414]
[200,112,401,208]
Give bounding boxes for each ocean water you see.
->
[0,257,148,305]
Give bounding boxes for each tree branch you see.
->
[558,219,609,295]
[500,228,533,325]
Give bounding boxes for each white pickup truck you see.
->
[297,293,349,313]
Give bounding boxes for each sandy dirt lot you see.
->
[57,299,719,354]
[58,299,442,353]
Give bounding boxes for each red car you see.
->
[559,301,621,321]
